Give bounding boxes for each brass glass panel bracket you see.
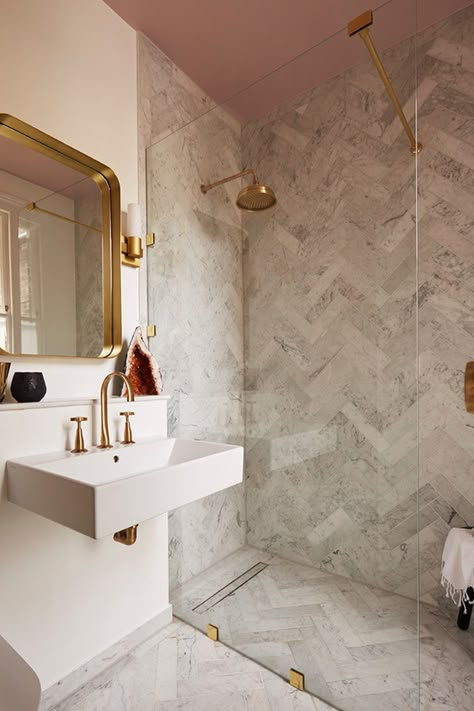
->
[289,668,305,691]
[348,10,422,155]
[207,624,219,641]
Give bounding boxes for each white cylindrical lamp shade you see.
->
[127,203,141,236]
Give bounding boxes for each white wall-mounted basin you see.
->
[6,438,243,538]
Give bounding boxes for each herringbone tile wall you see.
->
[242,5,474,602]
[143,36,246,588]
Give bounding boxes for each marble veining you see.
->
[141,35,246,588]
[172,545,474,711]
[242,4,474,609]
[41,619,335,711]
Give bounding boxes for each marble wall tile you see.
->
[139,4,474,602]
[74,193,103,357]
[141,48,246,585]
[242,4,474,598]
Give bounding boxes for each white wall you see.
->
[0,399,170,688]
[0,0,140,396]
[0,0,170,691]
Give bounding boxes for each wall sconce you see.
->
[121,203,155,268]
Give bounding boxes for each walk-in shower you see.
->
[146,2,474,709]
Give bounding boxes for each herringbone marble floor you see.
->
[172,545,474,711]
[43,619,333,711]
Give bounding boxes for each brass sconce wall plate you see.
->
[121,235,143,268]
[121,232,155,268]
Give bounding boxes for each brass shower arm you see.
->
[200,168,259,194]
[348,9,422,155]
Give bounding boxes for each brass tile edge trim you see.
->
[207,624,219,642]
[289,668,305,691]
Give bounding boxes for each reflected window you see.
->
[18,224,40,353]
[0,208,11,351]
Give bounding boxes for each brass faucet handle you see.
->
[119,411,135,445]
[70,416,88,454]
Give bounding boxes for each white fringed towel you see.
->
[441,527,474,607]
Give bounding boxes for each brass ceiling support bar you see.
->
[348,10,422,155]
[25,202,102,233]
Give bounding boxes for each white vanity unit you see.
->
[0,395,243,696]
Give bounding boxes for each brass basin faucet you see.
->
[98,372,135,448]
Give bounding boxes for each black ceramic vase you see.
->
[11,372,47,403]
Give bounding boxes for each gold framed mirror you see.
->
[0,114,121,358]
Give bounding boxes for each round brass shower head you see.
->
[236,183,276,211]
[200,168,276,212]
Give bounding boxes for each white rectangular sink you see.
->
[6,438,243,538]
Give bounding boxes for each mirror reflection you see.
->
[0,134,104,357]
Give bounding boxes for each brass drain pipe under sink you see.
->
[113,524,138,545]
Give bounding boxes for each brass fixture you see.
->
[465,362,474,413]
[289,668,305,691]
[113,524,138,546]
[70,416,88,453]
[0,113,122,359]
[146,324,156,338]
[121,235,143,268]
[120,411,135,444]
[0,363,11,403]
[207,624,219,641]
[121,206,155,268]
[347,10,422,155]
[98,372,135,448]
[25,203,102,233]
[201,168,276,211]
[121,231,154,267]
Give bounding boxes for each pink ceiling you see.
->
[105,0,472,120]
[0,135,99,201]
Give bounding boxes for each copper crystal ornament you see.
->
[122,326,163,396]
